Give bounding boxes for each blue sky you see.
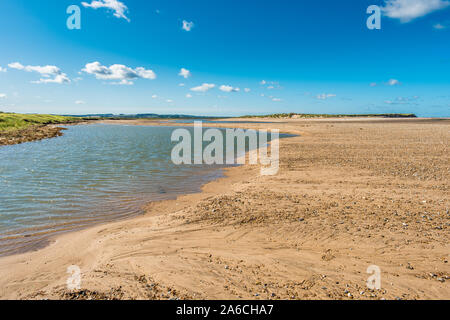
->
[0,0,449,117]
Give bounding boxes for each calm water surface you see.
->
[0,124,233,256]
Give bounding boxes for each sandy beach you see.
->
[0,118,448,300]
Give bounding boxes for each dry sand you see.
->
[0,118,448,300]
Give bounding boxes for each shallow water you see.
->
[170,119,282,124]
[0,124,234,256]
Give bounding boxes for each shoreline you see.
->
[0,126,269,299]
[0,116,446,147]
[0,125,67,146]
[0,118,448,300]
[0,121,288,258]
[0,122,270,258]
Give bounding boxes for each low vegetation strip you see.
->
[0,112,79,131]
[240,113,417,119]
[0,113,81,146]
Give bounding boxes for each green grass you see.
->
[0,112,79,131]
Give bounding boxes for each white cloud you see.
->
[244,88,251,92]
[33,74,71,84]
[82,62,156,85]
[190,83,215,92]
[260,80,267,85]
[272,98,282,102]
[178,68,191,79]
[186,93,193,98]
[8,62,24,70]
[0,93,6,98]
[166,99,174,103]
[8,62,70,84]
[316,93,336,100]
[182,20,194,31]
[179,83,185,87]
[9,63,60,74]
[136,67,156,79]
[219,85,240,93]
[151,94,158,99]
[381,0,450,23]
[433,22,447,29]
[82,0,130,22]
[111,79,133,85]
[75,100,86,105]
[0,67,6,72]
[387,79,400,86]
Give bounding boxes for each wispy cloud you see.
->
[8,62,70,84]
[82,0,130,22]
[260,80,280,90]
[433,22,448,29]
[0,67,6,72]
[219,85,240,93]
[260,92,283,102]
[182,20,194,31]
[82,62,156,85]
[370,79,401,86]
[387,79,400,86]
[381,0,450,23]
[384,96,420,104]
[75,100,86,105]
[0,93,6,99]
[190,83,215,92]
[316,93,336,100]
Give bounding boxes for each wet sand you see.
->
[0,118,448,300]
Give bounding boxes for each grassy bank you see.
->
[0,113,79,131]
[0,113,82,146]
